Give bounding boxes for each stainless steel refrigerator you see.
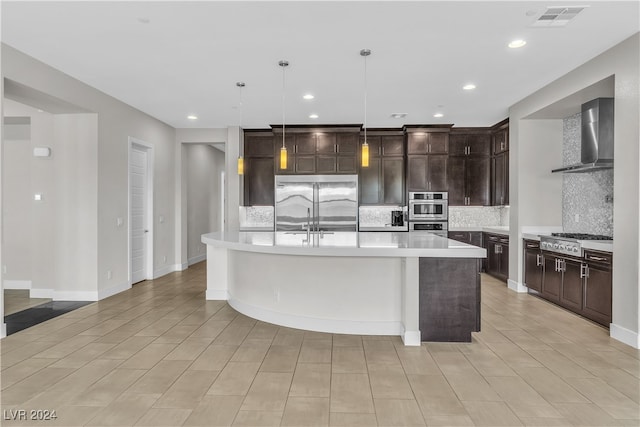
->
[275,175,358,232]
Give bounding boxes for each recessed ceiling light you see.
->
[508,39,527,48]
[309,114,319,119]
[137,17,150,24]
[463,84,476,91]
[187,115,198,120]
[303,94,315,100]
[391,113,407,119]
[433,113,444,118]
[37,109,44,113]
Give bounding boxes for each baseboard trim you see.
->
[508,279,528,293]
[188,253,206,266]
[98,281,131,300]
[402,330,422,346]
[610,323,640,349]
[4,280,32,290]
[30,288,54,299]
[228,297,403,336]
[206,289,229,300]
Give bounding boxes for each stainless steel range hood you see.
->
[552,97,614,173]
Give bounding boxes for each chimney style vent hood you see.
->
[552,97,614,173]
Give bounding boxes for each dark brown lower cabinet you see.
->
[530,248,612,328]
[448,231,482,247]
[485,233,508,282]
[523,240,542,292]
[583,250,612,326]
[419,257,481,342]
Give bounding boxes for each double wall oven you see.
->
[408,191,448,236]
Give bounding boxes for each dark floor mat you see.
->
[4,301,93,335]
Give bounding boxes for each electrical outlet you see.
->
[107,270,112,280]
[159,215,164,223]
[574,214,580,223]
[605,195,613,203]
[2,265,6,274]
[163,255,167,263]
[116,217,123,227]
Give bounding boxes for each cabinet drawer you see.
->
[524,239,540,250]
[584,250,612,266]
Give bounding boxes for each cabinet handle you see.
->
[500,141,505,151]
[428,143,431,153]
[588,255,607,262]
[555,258,559,272]
[580,264,590,279]
[561,259,566,272]
[536,254,542,266]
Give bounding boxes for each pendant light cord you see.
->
[282,63,286,149]
[364,53,367,144]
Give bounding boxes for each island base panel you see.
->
[419,258,481,342]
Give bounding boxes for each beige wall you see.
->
[510,33,640,347]
[186,144,225,264]
[2,44,177,297]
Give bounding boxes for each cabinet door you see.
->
[337,133,358,154]
[487,241,500,276]
[316,133,336,154]
[359,157,381,204]
[469,232,483,247]
[466,157,490,206]
[337,156,357,174]
[583,264,612,326]
[245,134,274,157]
[382,157,404,205]
[361,136,381,157]
[407,156,427,191]
[407,133,428,154]
[493,128,508,154]
[498,242,509,280]
[381,136,404,156]
[427,155,448,191]
[428,133,449,154]
[559,259,583,311]
[542,256,562,302]
[295,134,316,154]
[316,155,337,174]
[448,134,467,156]
[493,152,508,206]
[447,157,466,206]
[245,157,275,206]
[295,156,316,174]
[467,134,491,156]
[524,242,542,292]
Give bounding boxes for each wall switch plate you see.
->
[116,217,123,227]
[159,215,164,223]
[162,255,167,263]
[34,194,42,201]
[2,265,6,274]
[107,270,112,280]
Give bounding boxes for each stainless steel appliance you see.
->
[540,233,612,257]
[552,98,614,173]
[408,191,448,236]
[275,175,358,233]
[409,221,448,237]
[408,192,448,221]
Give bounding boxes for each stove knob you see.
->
[553,243,559,249]
[559,245,565,251]
[572,247,579,253]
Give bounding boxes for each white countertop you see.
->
[449,226,510,236]
[202,231,486,258]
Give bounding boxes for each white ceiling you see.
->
[2,1,639,129]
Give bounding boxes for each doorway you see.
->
[129,138,154,284]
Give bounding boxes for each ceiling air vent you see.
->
[531,6,588,27]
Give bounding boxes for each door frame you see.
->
[128,137,154,284]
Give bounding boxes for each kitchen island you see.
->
[201,231,486,345]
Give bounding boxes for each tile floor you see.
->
[1,262,638,426]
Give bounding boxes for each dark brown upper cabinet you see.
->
[407,130,450,155]
[359,131,405,205]
[449,132,491,156]
[243,130,275,206]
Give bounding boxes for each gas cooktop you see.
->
[551,233,612,241]
[541,233,612,257]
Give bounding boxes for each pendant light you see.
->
[279,60,289,170]
[360,49,371,168]
[236,81,245,175]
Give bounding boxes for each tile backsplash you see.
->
[359,206,406,227]
[448,206,510,228]
[239,206,274,229]
[562,113,614,237]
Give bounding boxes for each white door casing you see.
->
[129,139,154,284]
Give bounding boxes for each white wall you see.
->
[1,77,6,337]
[510,33,640,348]
[174,128,228,268]
[2,44,177,299]
[3,120,32,284]
[186,144,224,265]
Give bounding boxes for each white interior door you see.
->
[130,145,148,284]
